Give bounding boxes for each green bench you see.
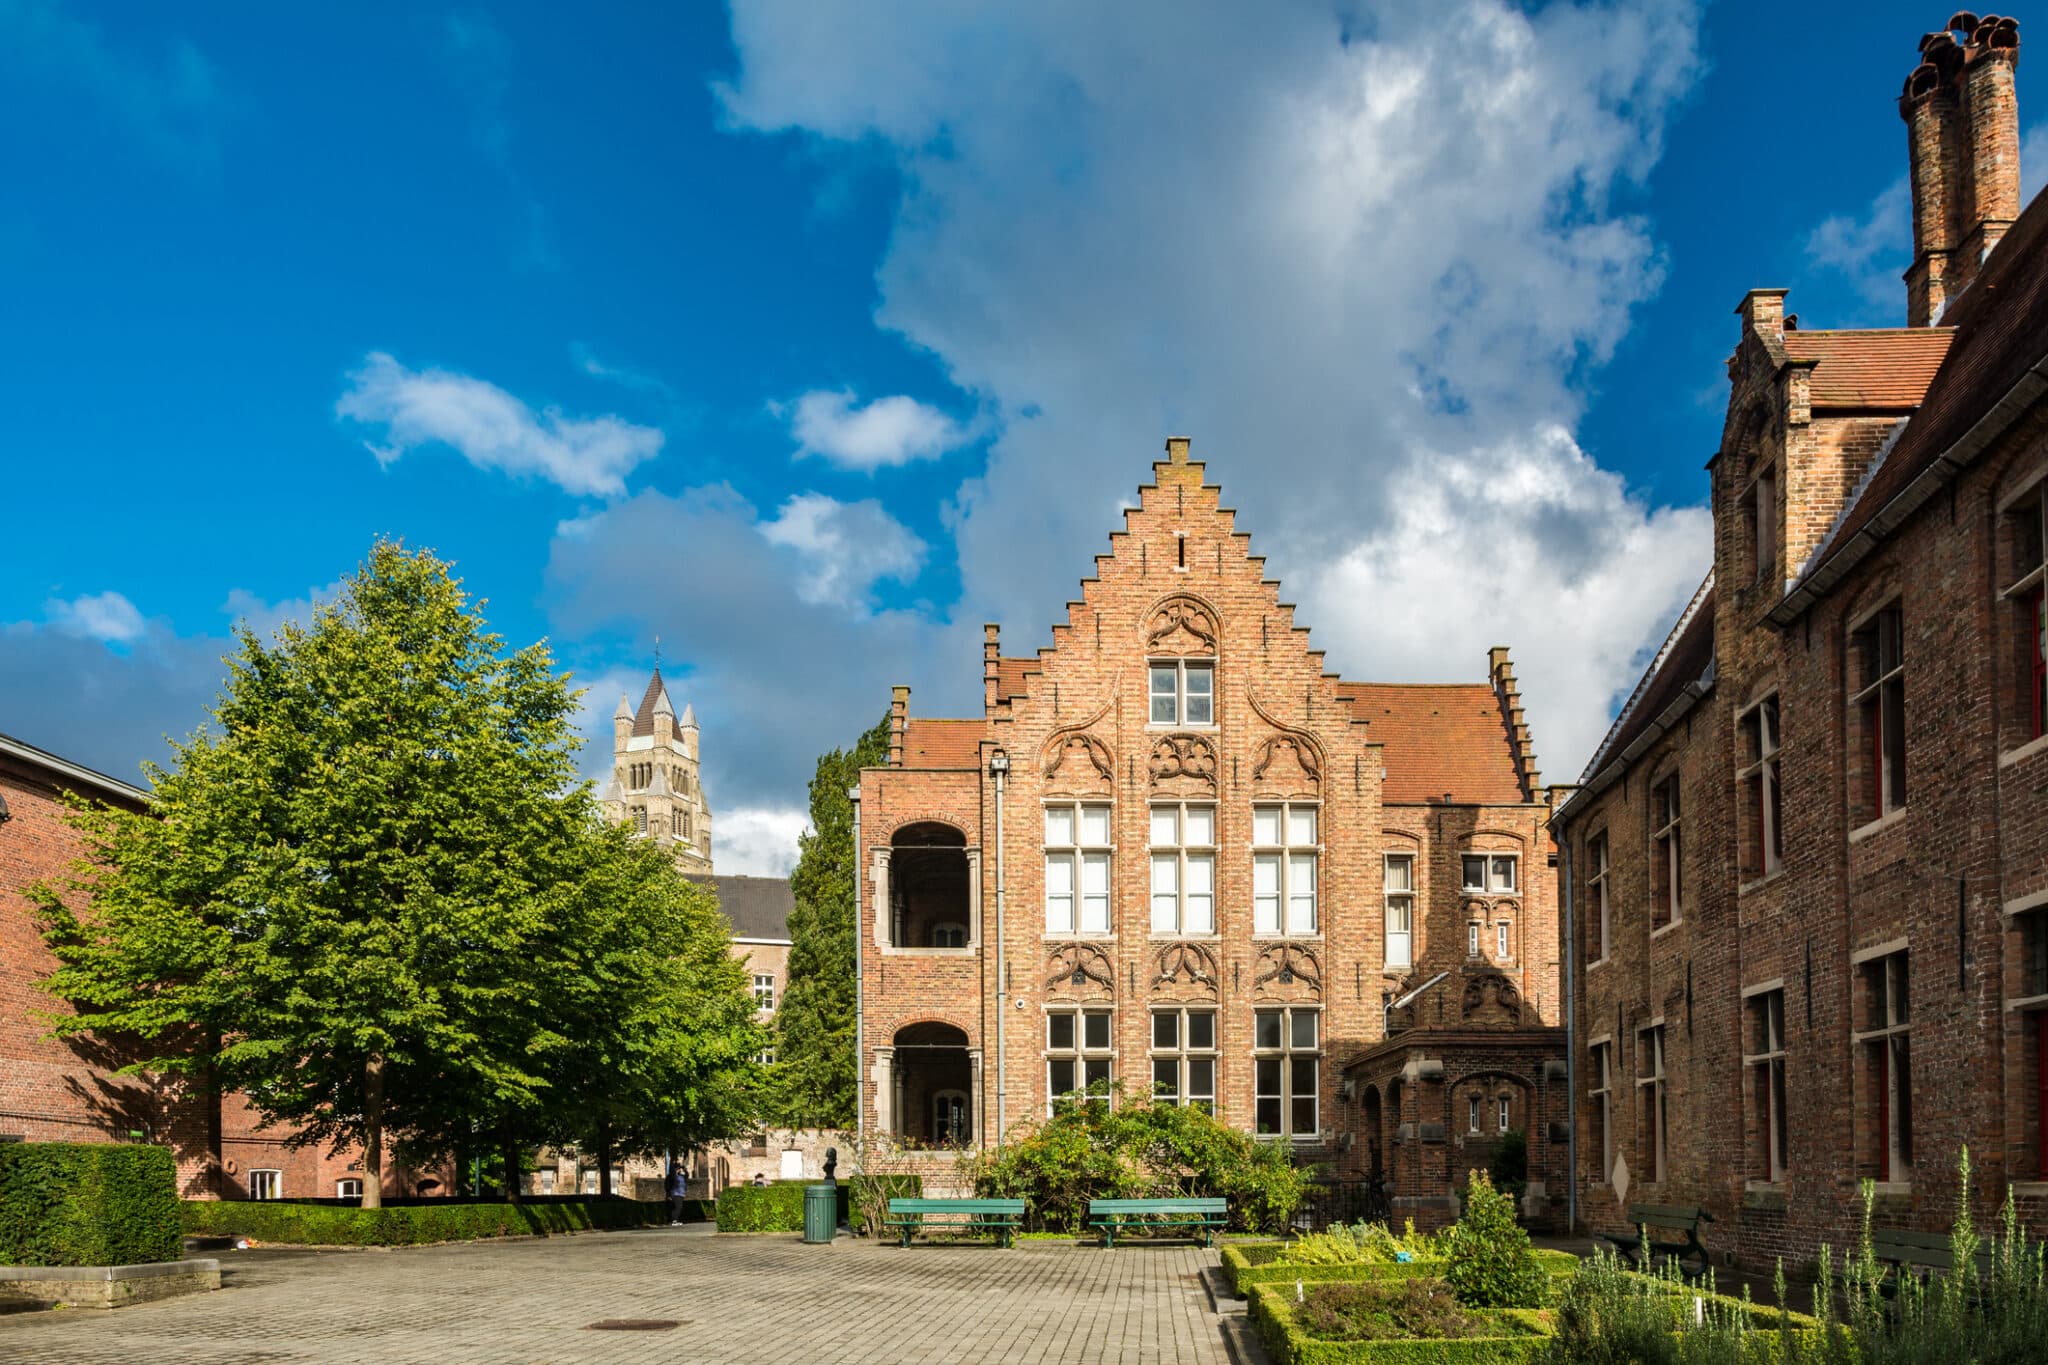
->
[1598,1204,1713,1280]
[1087,1197,1229,1248]
[1871,1226,1997,1296]
[882,1197,1026,1248]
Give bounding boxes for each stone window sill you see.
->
[1849,807,1908,844]
[1650,919,1682,941]
[2000,732,2048,769]
[1738,868,1786,896]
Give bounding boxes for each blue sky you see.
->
[2,2,2039,872]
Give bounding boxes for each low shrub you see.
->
[1445,1173,1544,1309]
[179,1197,668,1247]
[1535,1250,1818,1365]
[848,1173,922,1236]
[1488,1130,1528,1202]
[1223,1243,1578,1298]
[714,1182,807,1232]
[964,1083,1307,1233]
[1297,1280,1503,1342]
[1249,1282,1552,1365]
[1286,1219,1449,1267]
[0,1141,182,1267]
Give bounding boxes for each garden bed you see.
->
[1223,1244,1578,1297]
[1248,1280,1552,1364]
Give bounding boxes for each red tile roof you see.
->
[1781,328,1954,409]
[1333,683,1525,805]
[901,718,986,769]
[1803,188,2048,582]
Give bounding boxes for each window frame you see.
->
[1636,1023,1668,1185]
[1738,696,1784,882]
[1461,853,1519,894]
[1148,1006,1218,1112]
[1147,658,1216,728]
[1853,949,1913,1181]
[1495,919,1511,962]
[2003,485,2047,744]
[1044,802,1113,935]
[1467,920,1480,958]
[1588,1039,1614,1182]
[336,1177,363,1200]
[1650,774,1682,930]
[1743,987,1789,1183]
[1750,462,1778,587]
[1252,1005,1321,1140]
[1046,1006,1115,1111]
[1383,852,1415,969]
[753,973,776,1011]
[1252,803,1319,936]
[1850,606,1908,822]
[1467,1094,1482,1134]
[1149,803,1217,936]
[1586,832,1610,965]
[249,1169,283,1201]
[1497,1095,1511,1134]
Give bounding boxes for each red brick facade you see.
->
[857,439,1566,1219]
[1555,15,2048,1268]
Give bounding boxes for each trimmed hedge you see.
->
[1224,1245,1579,1298]
[0,1141,182,1268]
[848,1173,922,1236]
[179,1197,668,1247]
[1248,1283,1552,1365]
[715,1182,807,1232]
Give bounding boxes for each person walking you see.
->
[668,1159,690,1225]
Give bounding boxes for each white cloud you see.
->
[715,0,1709,781]
[1805,174,1911,312]
[46,590,147,644]
[336,352,663,498]
[716,806,810,877]
[220,580,346,639]
[760,492,927,607]
[788,389,970,470]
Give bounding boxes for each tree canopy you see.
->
[34,541,760,1204]
[769,712,890,1129]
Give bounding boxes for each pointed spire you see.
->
[654,686,675,718]
[680,702,697,729]
[613,694,632,720]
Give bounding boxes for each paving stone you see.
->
[0,1226,1233,1364]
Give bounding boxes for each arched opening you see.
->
[892,1021,973,1146]
[1450,1073,1532,1194]
[890,823,972,948]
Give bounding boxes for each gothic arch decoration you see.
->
[1149,734,1218,794]
[1041,699,1115,796]
[1252,734,1321,798]
[1460,972,1525,1026]
[1253,942,1323,998]
[1245,688,1329,779]
[1144,594,1220,656]
[1152,941,1219,998]
[1045,942,1116,998]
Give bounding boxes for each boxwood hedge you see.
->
[714,1181,808,1232]
[179,1197,668,1247]
[1248,1283,1552,1365]
[0,1141,183,1268]
[1223,1245,1579,1298]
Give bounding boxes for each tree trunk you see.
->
[501,1127,523,1203]
[361,1054,385,1210]
[597,1122,613,1198]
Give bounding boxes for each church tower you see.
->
[600,668,712,872]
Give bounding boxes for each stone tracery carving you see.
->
[1040,699,1116,795]
[1148,734,1218,792]
[1252,735,1321,795]
[1045,942,1115,995]
[1145,596,1219,655]
[1460,972,1524,1025]
[1253,942,1323,996]
[1152,941,1219,996]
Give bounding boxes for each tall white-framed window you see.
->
[538,1168,557,1194]
[1651,775,1682,929]
[1460,853,1518,894]
[1149,1008,1217,1111]
[336,1178,362,1200]
[1149,804,1216,934]
[1739,696,1783,881]
[1497,1095,1511,1133]
[1045,803,1112,934]
[249,1169,282,1201]
[1744,987,1789,1182]
[1467,1094,1482,1133]
[1855,949,1912,1182]
[753,973,776,1011]
[1253,1006,1320,1138]
[1637,1024,1668,1184]
[1383,853,1415,968]
[1467,921,1480,958]
[1253,804,1318,934]
[1148,659,1215,726]
[1495,920,1511,961]
[1586,831,1610,965]
[1047,1007,1114,1109]
[1588,1040,1614,1181]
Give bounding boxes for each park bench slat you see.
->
[1597,1203,1712,1281]
[1084,1197,1229,1248]
[883,1196,1025,1249]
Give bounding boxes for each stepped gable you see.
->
[1332,683,1526,805]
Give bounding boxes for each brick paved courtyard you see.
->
[0,1225,1238,1364]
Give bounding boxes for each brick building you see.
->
[856,438,1568,1220]
[1,729,437,1201]
[1553,13,2048,1265]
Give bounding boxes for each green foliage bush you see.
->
[1249,1282,1552,1365]
[714,1182,808,1232]
[178,1198,668,1246]
[1286,1219,1449,1266]
[0,1142,183,1267]
[1535,1249,1818,1365]
[1223,1242,1578,1298]
[965,1085,1307,1233]
[849,1173,922,1236]
[1297,1280,1506,1342]
[1445,1173,1545,1309]
[1488,1130,1528,1200]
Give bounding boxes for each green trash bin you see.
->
[802,1182,837,1244]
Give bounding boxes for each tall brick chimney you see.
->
[889,685,909,767]
[1901,13,2022,326]
[983,624,1001,713]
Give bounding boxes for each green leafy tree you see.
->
[33,542,597,1208]
[771,713,890,1128]
[1443,1171,1544,1308]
